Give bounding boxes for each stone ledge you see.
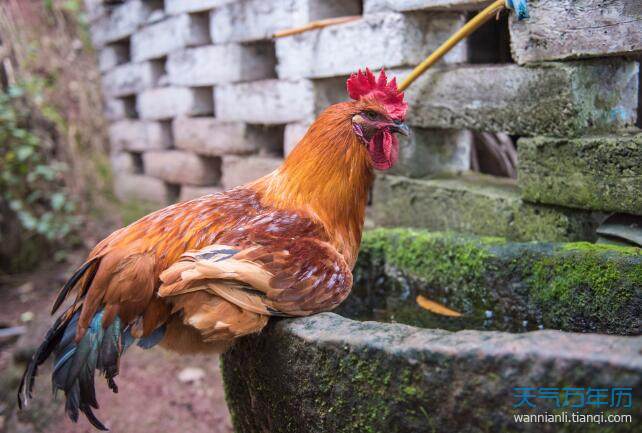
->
[346,228,642,335]
[372,173,601,242]
[364,0,492,13]
[222,313,642,433]
[518,133,642,215]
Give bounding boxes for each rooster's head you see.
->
[347,68,409,170]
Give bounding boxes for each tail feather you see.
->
[18,306,166,431]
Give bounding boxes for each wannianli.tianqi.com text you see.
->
[513,412,633,424]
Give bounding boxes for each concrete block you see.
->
[167,42,275,86]
[114,173,169,204]
[173,117,258,156]
[132,14,210,62]
[210,0,362,43]
[221,156,282,188]
[390,129,471,178]
[372,173,600,242]
[276,12,466,79]
[215,79,315,123]
[104,98,130,121]
[137,87,213,120]
[98,42,130,72]
[518,133,642,215]
[166,0,232,14]
[90,0,159,46]
[364,0,491,13]
[109,120,172,152]
[284,121,312,155]
[101,61,162,97]
[402,61,639,136]
[83,0,107,22]
[510,0,642,64]
[110,151,138,174]
[179,185,223,201]
[143,151,221,185]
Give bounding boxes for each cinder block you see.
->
[132,14,210,62]
[166,0,232,14]
[90,0,159,46]
[109,120,172,152]
[143,151,221,185]
[510,0,642,64]
[179,185,223,201]
[114,173,170,204]
[372,174,600,242]
[101,62,162,97]
[402,61,639,136]
[215,79,314,123]
[167,43,275,86]
[364,0,491,13]
[210,0,362,43]
[390,129,471,178]
[98,42,130,72]
[518,133,642,215]
[284,121,312,155]
[110,151,138,174]
[137,87,213,120]
[276,12,466,79]
[173,117,258,156]
[104,98,129,121]
[221,156,282,188]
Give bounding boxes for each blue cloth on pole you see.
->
[506,0,529,20]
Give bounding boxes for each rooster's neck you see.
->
[252,105,373,266]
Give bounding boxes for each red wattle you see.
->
[368,131,399,170]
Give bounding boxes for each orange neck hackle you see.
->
[253,103,373,265]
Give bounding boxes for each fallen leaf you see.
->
[416,295,462,317]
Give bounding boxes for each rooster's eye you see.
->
[363,110,378,120]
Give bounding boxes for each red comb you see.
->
[346,68,407,120]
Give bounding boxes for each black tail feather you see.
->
[51,259,98,315]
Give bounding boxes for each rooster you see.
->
[18,68,409,430]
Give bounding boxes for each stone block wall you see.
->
[86,0,641,242]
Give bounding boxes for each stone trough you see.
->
[222,229,642,432]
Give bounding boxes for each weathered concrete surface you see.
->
[518,133,642,215]
[344,229,642,335]
[98,42,129,72]
[390,128,471,178]
[101,62,163,97]
[178,185,223,202]
[166,43,276,86]
[165,0,232,14]
[108,120,172,152]
[142,151,221,185]
[510,0,642,64]
[276,12,466,79]
[173,117,261,156]
[221,155,282,188]
[132,14,210,62]
[222,313,642,433]
[113,173,169,204]
[400,61,639,136]
[372,174,601,242]
[365,0,491,13]
[210,0,362,43]
[137,87,213,120]
[90,0,158,46]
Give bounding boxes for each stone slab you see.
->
[401,61,639,136]
[509,0,642,64]
[90,0,158,46]
[179,185,223,201]
[143,151,221,185]
[173,117,259,156]
[132,14,210,62]
[113,173,169,204]
[364,0,492,13]
[276,12,466,79]
[518,133,642,215]
[372,173,601,242]
[165,0,232,14]
[221,156,282,189]
[109,120,172,152]
[222,313,642,433]
[101,62,162,97]
[137,87,213,120]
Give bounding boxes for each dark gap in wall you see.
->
[131,152,144,174]
[121,95,138,119]
[247,124,285,157]
[151,56,167,85]
[470,132,518,179]
[165,183,180,203]
[159,120,174,148]
[110,38,130,66]
[466,12,512,64]
[309,0,362,20]
[313,76,349,115]
[189,11,212,45]
[242,40,278,80]
[192,86,214,116]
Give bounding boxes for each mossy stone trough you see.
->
[222,229,642,432]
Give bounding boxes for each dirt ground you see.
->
[0,256,233,433]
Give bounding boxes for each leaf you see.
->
[416,295,463,317]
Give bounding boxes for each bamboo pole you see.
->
[398,0,507,91]
[273,15,361,38]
